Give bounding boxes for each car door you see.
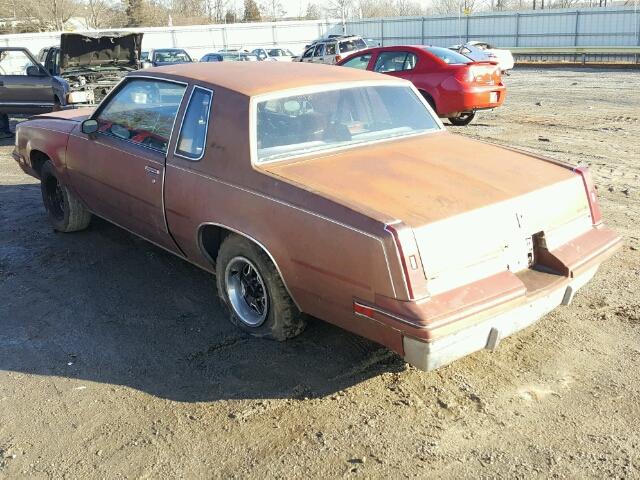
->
[43,48,60,76]
[65,77,188,252]
[312,43,325,64]
[372,50,418,82]
[324,42,337,64]
[0,49,57,114]
[300,46,315,63]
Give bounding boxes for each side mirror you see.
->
[26,65,44,77]
[81,119,98,135]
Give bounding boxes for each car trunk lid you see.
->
[262,131,592,294]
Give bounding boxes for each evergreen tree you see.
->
[243,0,261,21]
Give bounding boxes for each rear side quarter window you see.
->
[175,86,213,161]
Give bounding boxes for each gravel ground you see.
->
[0,68,639,479]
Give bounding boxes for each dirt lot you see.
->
[1,68,639,479]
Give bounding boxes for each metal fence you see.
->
[0,6,638,60]
[342,7,640,49]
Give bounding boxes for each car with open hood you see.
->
[39,32,143,106]
[12,62,621,371]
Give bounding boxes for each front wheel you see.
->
[448,112,476,126]
[215,234,306,341]
[40,161,91,232]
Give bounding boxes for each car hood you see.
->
[261,131,577,228]
[36,107,95,122]
[60,32,143,74]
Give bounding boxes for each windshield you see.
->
[256,84,439,163]
[423,46,472,64]
[154,50,191,63]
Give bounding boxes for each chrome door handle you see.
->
[145,165,160,183]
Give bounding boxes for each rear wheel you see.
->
[40,161,91,232]
[448,112,476,126]
[215,234,306,340]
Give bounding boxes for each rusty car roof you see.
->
[134,62,401,96]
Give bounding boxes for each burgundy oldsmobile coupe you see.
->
[12,63,620,371]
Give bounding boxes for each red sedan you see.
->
[338,45,506,126]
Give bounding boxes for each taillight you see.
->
[384,224,428,300]
[335,54,342,62]
[354,302,375,319]
[454,67,474,83]
[574,166,602,225]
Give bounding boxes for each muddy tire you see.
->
[448,112,476,126]
[40,161,91,232]
[215,234,306,341]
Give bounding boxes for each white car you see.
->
[251,47,296,62]
[450,41,515,73]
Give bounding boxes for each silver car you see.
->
[298,36,368,65]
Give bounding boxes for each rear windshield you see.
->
[423,46,472,64]
[255,84,439,163]
[339,38,367,53]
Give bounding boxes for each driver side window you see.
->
[0,50,36,76]
[96,78,186,153]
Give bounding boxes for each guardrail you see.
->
[510,46,640,65]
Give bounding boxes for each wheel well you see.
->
[30,150,50,176]
[199,224,233,266]
[419,90,436,111]
[198,223,301,310]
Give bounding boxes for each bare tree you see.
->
[395,0,424,16]
[325,0,352,29]
[304,2,321,19]
[261,0,284,20]
[9,0,79,31]
[431,0,462,15]
[84,0,123,28]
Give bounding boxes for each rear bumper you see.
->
[403,264,597,370]
[438,84,506,116]
[355,225,621,370]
